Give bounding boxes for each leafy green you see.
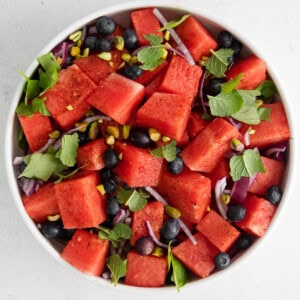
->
[221,73,243,94]
[229,149,266,181]
[106,254,127,285]
[117,187,147,212]
[144,34,163,46]
[55,133,79,167]
[39,64,59,90]
[258,107,271,121]
[137,46,165,70]
[204,48,234,77]
[150,140,177,162]
[53,166,82,184]
[19,70,41,104]
[256,80,277,99]
[37,52,60,72]
[159,14,190,31]
[16,97,50,117]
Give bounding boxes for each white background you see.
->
[1,0,300,299]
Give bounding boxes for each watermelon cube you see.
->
[248,156,284,196]
[61,229,109,276]
[145,70,166,97]
[130,8,163,46]
[130,201,164,246]
[125,250,168,287]
[172,232,219,278]
[86,73,145,125]
[236,194,276,237]
[181,118,242,173]
[44,64,96,130]
[113,142,163,187]
[187,111,209,139]
[136,92,193,141]
[18,112,53,153]
[226,55,267,90]
[207,157,230,190]
[76,138,108,171]
[158,55,202,97]
[156,166,211,223]
[240,103,290,149]
[174,16,218,61]
[196,210,241,252]
[22,183,59,223]
[54,171,106,229]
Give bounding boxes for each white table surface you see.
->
[1,0,300,299]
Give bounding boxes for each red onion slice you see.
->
[145,220,168,249]
[264,144,287,159]
[243,127,251,146]
[230,176,250,204]
[113,209,130,225]
[177,219,197,245]
[198,70,208,114]
[214,176,228,219]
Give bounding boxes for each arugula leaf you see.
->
[229,149,266,181]
[221,73,243,94]
[256,80,277,99]
[117,187,147,212]
[137,46,165,70]
[159,14,190,31]
[56,133,79,167]
[106,254,127,286]
[150,140,177,162]
[144,34,163,46]
[204,48,234,77]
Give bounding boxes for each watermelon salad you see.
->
[13,7,290,289]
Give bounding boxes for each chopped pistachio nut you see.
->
[47,214,60,221]
[230,138,244,152]
[97,117,104,124]
[80,48,90,58]
[97,184,106,195]
[108,61,114,67]
[88,121,99,140]
[48,130,60,139]
[165,205,181,219]
[114,36,124,50]
[118,61,126,69]
[206,205,211,212]
[84,110,95,117]
[149,128,161,142]
[249,128,256,135]
[69,30,82,42]
[77,39,82,47]
[152,247,164,257]
[98,52,112,61]
[221,194,230,205]
[122,53,132,62]
[161,48,168,60]
[255,99,264,107]
[66,104,74,111]
[164,30,170,41]
[162,136,171,142]
[106,135,115,145]
[56,56,63,65]
[75,122,89,132]
[70,46,81,57]
[118,153,123,160]
[130,56,138,64]
[122,125,131,139]
[106,125,120,138]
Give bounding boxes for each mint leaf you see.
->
[31,97,51,116]
[150,140,177,162]
[54,166,81,184]
[99,223,132,248]
[221,73,243,94]
[106,254,127,286]
[56,133,79,167]
[37,52,60,72]
[204,48,234,77]
[39,64,59,90]
[137,46,165,70]
[229,149,266,181]
[19,152,58,181]
[19,70,41,103]
[258,107,271,121]
[144,34,163,46]
[256,80,277,99]
[15,102,34,117]
[117,187,147,211]
[159,14,190,31]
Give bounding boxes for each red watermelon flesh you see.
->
[22,183,59,223]
[136,92,193,141]
[113,142,163,187]
[172,232,219,278]
[44,64,97,130]
[196,210,240,252]
[18,112,53,153]
[156,166,211,223]
[145,70,166,97]
[181,118,242,173]
[54,171,106,229]
[174,16,218,61]
[86,72,145,125]
[130,201,164,246]
[125,250,168,287]
[206,157,230,190]
[226,55,267,90]
[61,229,109,276]
[76,138,108,171]
[187,111,209,139]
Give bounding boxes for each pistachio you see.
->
[122,53,132,62]
[138,187,151,199]
[255,99,264,107]
[98,52,112,61]
[152,247,164,257]
[88,121,99,140]
[75,122,89,132]
[47,214,60,222]
[70,46,81,57]
[162,136,171,142]
[97,184,106,195]
[114,35,125,51]
[48,130,60,139]
[106,135,115,145]
[106,125,120,138]
[161,48,168,60]
[122,125,131,139]
[230,138,244,152]
[165,205,181,219]
[69,30,82,42]
[164,30,170,41]
[221,194,230,205]
[149,128,161,142]
[66,104,74,111]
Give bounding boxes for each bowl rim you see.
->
[4,0,297,294]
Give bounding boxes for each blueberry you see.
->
[226,204,246,222]
[103,178,117,194]
[124,28,139,51]
[18,161,27,173]
[100,167,113,181]
[214,252,231,270]
[175,146,182,155]
[135,236,155,256]
[235,234,252,250]
[227,55,234,65]
[40,220,74,240]
[97,38,112,52]
[217,31,233,48]
[206,77,226,96]
[161,219,180,242]
[167,157,184,175]
[266,185,282,206]
[96,16,116,36]
[103,148,119,168]
[84,36,101,51]
[231,39,243,57]
[120,65,143,80]
[106,196,121,216]
[129,127,154,148]
[77,131,89,146]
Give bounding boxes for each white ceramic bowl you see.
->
[4,0,296,294]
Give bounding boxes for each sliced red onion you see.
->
[88,25,97,35]
[81,114,111,123]
[264,144,287,159]
[124,217,132,226]
[164,44,187,60]
[145,220,168,249]
[214,176,228,219]
[102,270,112,280]
[227,117,242,130]
[117,240,126,256]
[144,186,168,205]
[230,176,250,204]
[131,45,148,56]
[13,156,24,166]
[52,41,75,69]
[243,127,251,146]
[19,177,39,197]
[37,138,56,153]
[113,209,130,225]
[198,70,208,114]
[152,8,195,66]
[81,25,87,44]
[177,219,197,245]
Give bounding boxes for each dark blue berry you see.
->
[206,77,226,96]
[167,157,184,175]
[175,146,182,155]
[96,16,116,36]
[40,220,74,240]
[129,127,154,148]
[214,252,231,270]
[135,236,155,256]
[106,196,121,216]
[227,55,234,65]
[217,31,233,48]
[77,131,89,146]
[266,185,282,206]
[100,167,113,181]
[18,161,27,173]
[124,28,139,51]
[161,219,180,242]
[226,204,246,222]
[103,148,119,168]
[120,65,143,80]
[103,178,117,194]
[235,234,252,250]
[97,38,112,52]
[84,36,101,51]
[231,39,243,56]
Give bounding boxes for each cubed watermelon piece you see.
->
[206,157,230,190]
[44,64,97,130]
[248,156,284,196]
[181,118,242,173]
[130,201,164,246]
[131,8,163,46]
[136,92,193,141]
[145,70,166,97]
[172,232,219,278]
[22,183,59,223]
[61,229,109,276]
[54,171,106,228]
[18,112,53,153]
[174,16,218,61]
[86,73,145,125]
[187,111,209,139]
[76,138,108,171]
[226,55,267,90]
[74,51,126,84]
[113,142,163,187]
[236,194,276,237]
[156,167,211,223]
[125,250,168,287]
[158,55,202,97]
[196,210,240,252]
[240,103,290,149]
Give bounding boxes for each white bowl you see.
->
[4,0,296,294]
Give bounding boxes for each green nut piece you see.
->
[152,247,164,257]
[88,121,99,140]
[165,205,181,219]
[98,52,112,61]
[114,35,125,51]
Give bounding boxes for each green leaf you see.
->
[31,97,51,116]
[39,64,59,90]
[231,105,260,124]
[106,254,127,286]
[144,34,163,46]
[258,107,271,121]
[208,91,244,117]
[117,187,147,212]
[19,70,41,103]
[256,80,277,98]
[37,52,60,72]
[229,149,266,181]
[237,89,260,105]
[19,152,58,181]
[150,140,177,162]
[57,133,79,167]
[204,48,234,77]
[137,46,165,70]
[53,166,81,184]
[221,73,243,94]
[15,102,34,117]
[171,256,187,292]
[159,14,190,31]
